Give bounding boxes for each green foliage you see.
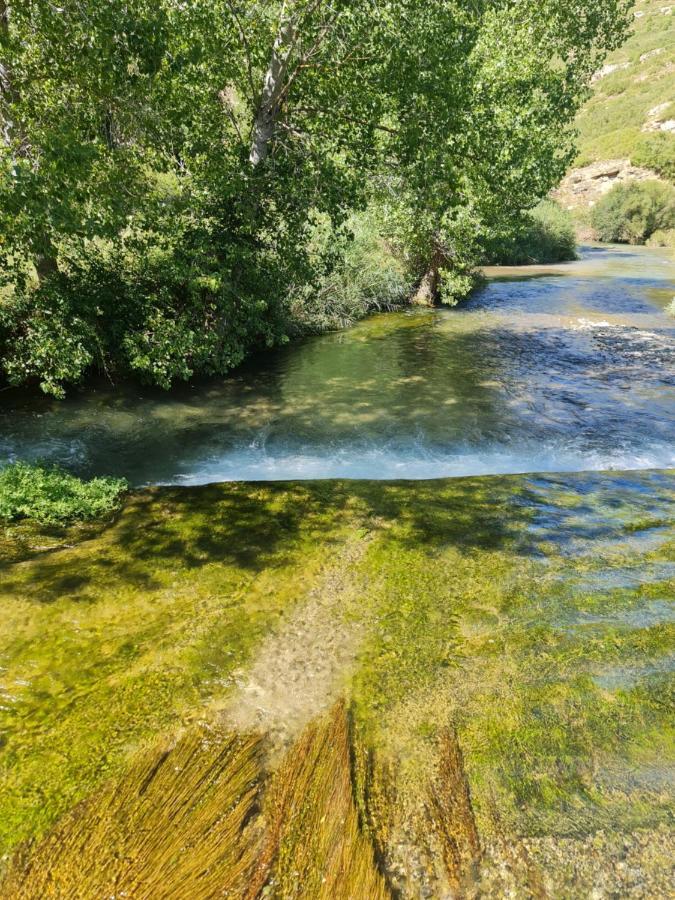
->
[482,201,578,265]
[633,133,675,183]
[0,0,631,395]
[0,289,95,398]
[290,211,412,332]
[591,179,675,243]
[0,462,127,524]
[646,227,675,249]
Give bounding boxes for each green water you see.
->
[0,471,672,879]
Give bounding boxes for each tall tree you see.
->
[0,0,631,395]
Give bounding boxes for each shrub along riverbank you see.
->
[591,179,675,247]
[0,463,127,525]
[0,472,673,896]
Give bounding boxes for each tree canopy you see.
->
[0,0,630,395]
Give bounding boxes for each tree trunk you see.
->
[411,244,445,306]
[36,252,58,282]
[0,1,11,146]
[249,10,296,167]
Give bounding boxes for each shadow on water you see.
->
[3,469,672,605]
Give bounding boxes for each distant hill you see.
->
[576,0,674,173]
[556,0,674,213]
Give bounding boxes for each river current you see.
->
[1,244,673,484]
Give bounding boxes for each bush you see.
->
[482,201,577,265]
[0,462,127,524]
[646,228,675,249]
[0,210,292,397]
[633,133,675,184]
[591,180,675,244]
[289,210,412,332]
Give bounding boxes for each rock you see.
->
[640,47,665,62]
[590,61,630,83]
[552,159,658,210]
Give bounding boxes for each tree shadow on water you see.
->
[2,471,672,605]
[0,481,354,604]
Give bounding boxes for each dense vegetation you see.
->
[574,0,675,180]
[591,179,675,244]
[0,462,127,524]
[481,200,577,265]
[0,0,630,396]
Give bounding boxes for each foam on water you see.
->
[167,438,675,484]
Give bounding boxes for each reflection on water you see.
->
[0,244,673,484]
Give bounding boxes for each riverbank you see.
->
[2,244,673,485]
[1,471,673,896]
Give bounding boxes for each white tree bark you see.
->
[0,1,11,146]
[249,9,297,167]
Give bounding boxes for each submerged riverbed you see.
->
[0,471,673,896]
[1,244,673,484]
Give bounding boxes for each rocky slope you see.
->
[575,0,674,169]
[559,0,674,217]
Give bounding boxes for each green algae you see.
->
[0,470,673,889]
[0,483,369,858]
[345,471,674,845]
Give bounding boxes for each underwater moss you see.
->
[0,470,673,895]
[2,725,265,898]
[254,703,389,899]
[0,483,370,857]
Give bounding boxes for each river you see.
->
[1,243,673,484]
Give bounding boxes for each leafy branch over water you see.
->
[0,0,630,396]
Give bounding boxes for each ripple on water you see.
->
[561,599,675,632]
[0,245,673,484]
[592,654,675,691]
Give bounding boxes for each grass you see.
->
[0,472,673,894]
[289,209,412,333]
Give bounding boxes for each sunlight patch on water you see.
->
[592,654,675,691]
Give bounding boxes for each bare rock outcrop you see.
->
[552,158,657,210]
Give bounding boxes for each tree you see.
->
[0,0,631,395]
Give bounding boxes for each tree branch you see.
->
[224,0,257,106]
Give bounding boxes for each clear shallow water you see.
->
[1,244,673,485]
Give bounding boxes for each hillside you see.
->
[578,0,674,172]
[556,0,674,211]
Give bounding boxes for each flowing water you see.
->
[0,244,673,484]
[1,244,674,894]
